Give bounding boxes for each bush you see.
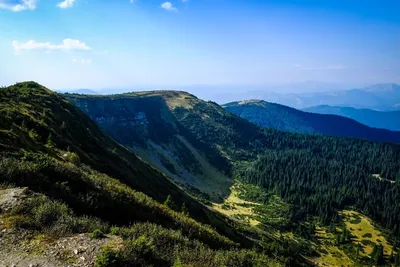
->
[91,229,105,239]
[7,194,108,237]
[95,246,120,267]
[63,152,80,165]
[99,223,280,267]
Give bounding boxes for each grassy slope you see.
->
[66,90,400,266]
[65,91,242,202]
[0,82,253,249]
[223,100,400,143]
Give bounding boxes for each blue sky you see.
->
[0,0,399,92]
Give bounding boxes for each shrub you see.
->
[63,152,80,165]
[91,229,105,239]
[95,246,120,267]
[7,194,107,237]
[164,195,177,211]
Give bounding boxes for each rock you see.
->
[79,256,85,261]
[0,188,29,212]
[73,249,78,255]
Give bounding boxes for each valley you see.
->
[0,82,399,266]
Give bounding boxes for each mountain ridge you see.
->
[304,105,400,131]
[223,99,400,143]
[0,82,261,255]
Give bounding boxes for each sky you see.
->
[0,0,399,93]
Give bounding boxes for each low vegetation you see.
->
[0,82,282,266]
[3,82,400,266]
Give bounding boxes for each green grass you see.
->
[96,224,281,267]
[0,82,282,266]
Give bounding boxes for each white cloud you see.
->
[57,0,75,8]
[161,2,178,12]
[12,39,91,54]
[0,0,36,12]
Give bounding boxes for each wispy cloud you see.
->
[161,2,178,12]
[57,0,76,9]
[0,0,36,12]
[12,39,91,54]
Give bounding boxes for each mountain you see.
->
[66,91,400,229]
[223,100,400,143]
[0,82,279,267]
[233,83,400,110]
[363,83,400,103]
[65,91,260,202]
[4,83,400,266]
[63,89,99,94]
[304,105,400,131]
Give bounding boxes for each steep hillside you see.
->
[65,89,400,265]
[0,82,210,222]
[0,82,283,267]
[67,90,400,224]
[304,105,400,131]
[66,91,267,202]
[223,100,400,143]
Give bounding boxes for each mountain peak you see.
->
[10,81,55,95]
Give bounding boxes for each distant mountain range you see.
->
[219,83,400,111]
[223,100,400,143]
[62,89,99,95]
[304,105,400,131]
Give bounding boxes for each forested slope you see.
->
[67,91,400,236]
[223,100,400,143]
[304,105,400,131]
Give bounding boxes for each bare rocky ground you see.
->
[0,188,122,267]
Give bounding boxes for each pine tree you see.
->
[60,121,67,130]
[329,220,336,233]
[390,249,394,264]
[395,252,400,267]
[172,257,183,267]
[46,133,54,148]
[356,243,361,260]
[371,244,384,266]
[340,226,349,244]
